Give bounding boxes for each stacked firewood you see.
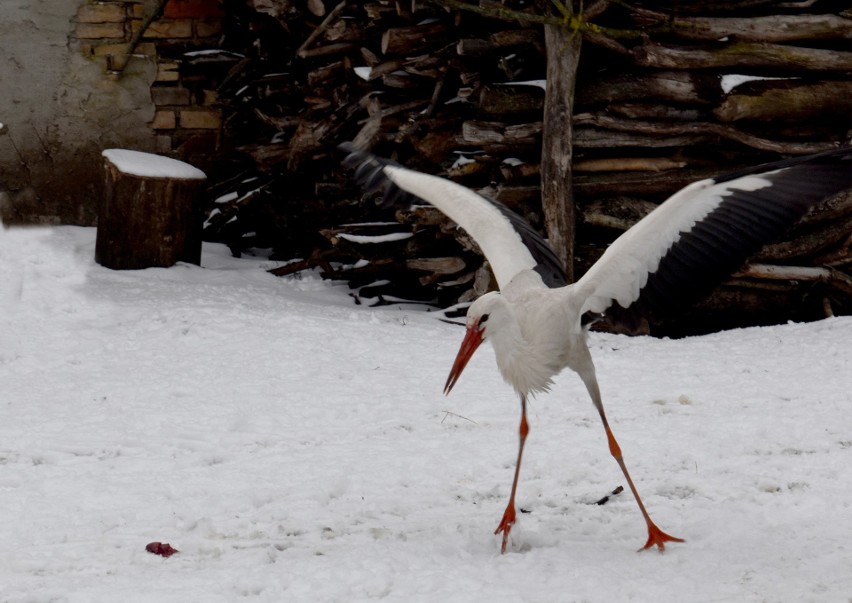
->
[203,0,852,334]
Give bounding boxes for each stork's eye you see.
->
[479,314,490,326]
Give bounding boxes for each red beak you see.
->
[444,324,484,395]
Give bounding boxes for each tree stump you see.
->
[96,149,207,270]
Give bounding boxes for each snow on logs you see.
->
[96,149,207,270]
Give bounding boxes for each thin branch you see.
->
[429,0,639,39]
[440,410,477,424]
[550,0,574,20]
[111,0,168,75]
[296,0,349,58]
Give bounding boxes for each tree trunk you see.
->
[96,150,207,270]
[540,14,582,281]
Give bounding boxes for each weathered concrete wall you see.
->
[0,0,159,225]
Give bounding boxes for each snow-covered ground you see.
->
[2,226,851,603]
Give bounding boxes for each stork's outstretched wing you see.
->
[573,147,852,324]
[340,144,566,290]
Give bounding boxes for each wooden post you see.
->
[96,149,207,270]
[540,13,582,282]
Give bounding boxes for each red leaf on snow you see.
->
[145,542,179,557]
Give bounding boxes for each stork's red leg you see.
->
[580,367,683,551]
[603,423,684,552]
[495,395,529,553]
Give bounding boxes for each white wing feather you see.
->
[383,164,540,290]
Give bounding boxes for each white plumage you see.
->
[343,144,852,553]
[382,165,540,289]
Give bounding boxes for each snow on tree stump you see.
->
[95,149,207,270]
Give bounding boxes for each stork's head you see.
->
[444,292,507,395]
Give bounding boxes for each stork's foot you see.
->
[494,504,517,554]
[640,522,684,552]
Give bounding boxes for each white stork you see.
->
[341,143,852,553]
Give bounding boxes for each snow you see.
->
[1,226,851,602]
[720,75,795,94]
[354,66,372,81]
[451,155,476,169]
[338,232,413,244]
[183,50,245,58]
[498,80,547,91]
[215,191,240,204]
[102,149,207,180]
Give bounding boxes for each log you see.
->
[456,29,541,56]
[576,71,720,107]
[574,126,713,149]
[307,60,345,87]
[573,168,721,198]
[295,0,348,57]
[581,197,658,230]
[631,41,852,72]
[574,157,688,173]
[574,113,836,154]
[500,160,540,182]
[756,215,852,262]
[482,185,541,214]
[461,120,542,145]
[477,84,545,115]
[735,264,852,297]
[298,43,357,60]
[381,22,449,55]
[96,149,207,270]
[406,256,466,274]
[714,80,852,122]
[631,11,852,43]
[606,103,704,122]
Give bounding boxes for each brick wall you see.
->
[74,0,224,165]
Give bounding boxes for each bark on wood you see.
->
[573,168,722,198]
[296,0,348,57]
[96,156,206,270]
[406,256,466,274]
[714,81,852,122]
[574,157,688,173]
[456,29,541,56]
[461,120,542,145]
[606,103,704,122]
[631,10,852,42]
[573,127,713,149]
[574,113,836,154]
[736,264,852,297]
[756,215,852,263]
[576,71,719,107]
[477,84,545,115]
[540,20,581,279]
[632,41,852,72]
[381,22,449,55]
[500,160,540,182]
[581,197,658,231]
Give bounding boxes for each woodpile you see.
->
[203,0,852,334]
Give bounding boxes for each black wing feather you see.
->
[607,146,852,327]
